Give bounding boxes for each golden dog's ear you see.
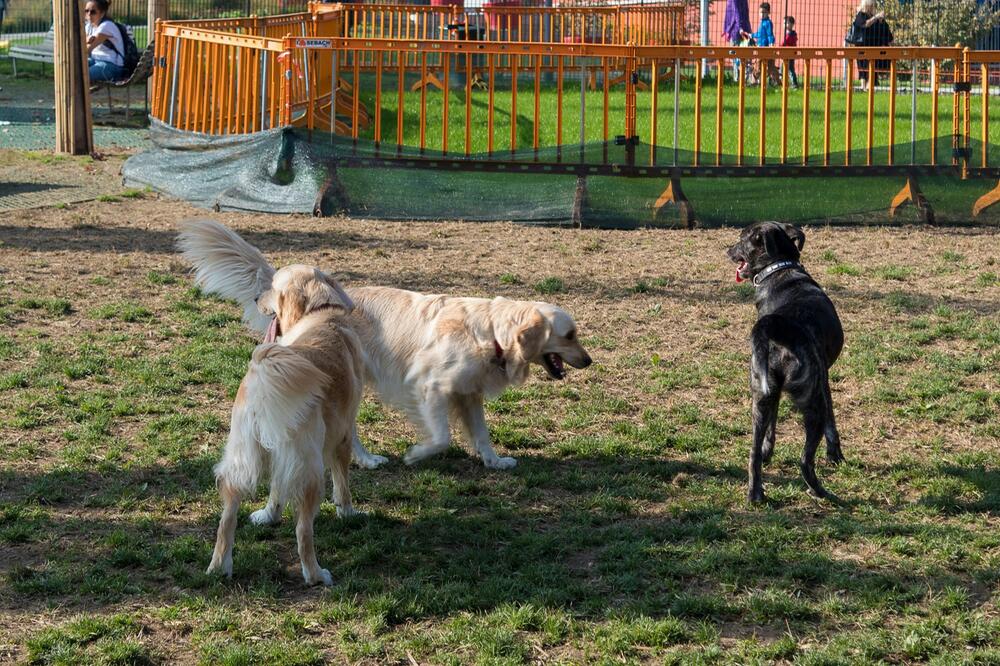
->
[512,311,548,363]
[304,271,354,314]
[320,272,355,312]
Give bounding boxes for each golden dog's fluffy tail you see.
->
[176,219,276,335]
[214,344,330,502]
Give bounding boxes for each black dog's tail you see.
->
[750,314,827,398]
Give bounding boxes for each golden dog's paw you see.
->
[303,567,333,587]
[249,507,280,526]
[483,456,517,470]
[206,559,232,578]
[354,452,389,469]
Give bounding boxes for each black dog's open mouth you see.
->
[735,260,751,283]
[263,316,281,343]
[542,353,566,379]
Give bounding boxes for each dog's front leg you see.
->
[249,485,284,526]
[456,393,516,470]
[329,431,360,517]
[402,390,452,465]
[351,431,389,469]
[749,394,778,503]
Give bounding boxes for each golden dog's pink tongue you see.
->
[263,317,279,343]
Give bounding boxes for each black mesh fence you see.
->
[122,119,1000,227]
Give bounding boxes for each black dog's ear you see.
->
[779,223,805,251]
[762,224,800,261]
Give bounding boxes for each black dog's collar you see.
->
[753,261,802,287]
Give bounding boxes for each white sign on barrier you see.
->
[295,38,333,49]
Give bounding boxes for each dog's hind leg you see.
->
[456,393,516,470]
[295,477,332,586]
[207,480,241,578]
[822,384,845,465]
[402,391,452,465]
[760,399,780,464]
[749,394,779,503]
[800,406,829,499]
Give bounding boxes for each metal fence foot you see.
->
[410,71,444,92]
[653,176,696,229]
[889,174,934,224]
[973,180,1000,218]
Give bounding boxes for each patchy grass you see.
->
[13,297,72,316]
[499,272,522,285]
[533,276,566,294]
[0,196,999,663]
[873,264,913,281]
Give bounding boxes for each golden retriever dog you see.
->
[206,264,363,586]
[178,219,593,471]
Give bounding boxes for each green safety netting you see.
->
[122,118,1000,227]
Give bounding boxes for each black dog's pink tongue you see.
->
[263,317,279,343]
[735,262,747,283]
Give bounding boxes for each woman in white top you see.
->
[84,0,125,82]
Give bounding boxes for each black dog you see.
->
[727,222,845,502]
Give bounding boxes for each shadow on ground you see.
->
[3,451,997,632]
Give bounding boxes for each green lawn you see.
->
[353,74,995,168]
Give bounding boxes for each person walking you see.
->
[782,15,799,89]
[852,0,893,91]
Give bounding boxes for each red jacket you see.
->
[782,30,798,47]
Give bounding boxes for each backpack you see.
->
[102,19,141,77]
[845,14,866,45]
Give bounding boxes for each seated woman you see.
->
[85,0,125,82]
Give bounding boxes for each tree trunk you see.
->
[148,0,168,102]
[54,0,94,155]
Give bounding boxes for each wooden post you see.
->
[54,0,93,155]
[148,0,168,102]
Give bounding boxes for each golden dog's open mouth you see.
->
[263,317,280,343]
[542,352,566,379]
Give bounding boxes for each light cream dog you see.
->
[178,219,593,471]
[206,264,362,586]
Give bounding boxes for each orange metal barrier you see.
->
[643,45,967,170]
[340,3,684,46]
[333,2,684,90]
[152,7,346,134]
